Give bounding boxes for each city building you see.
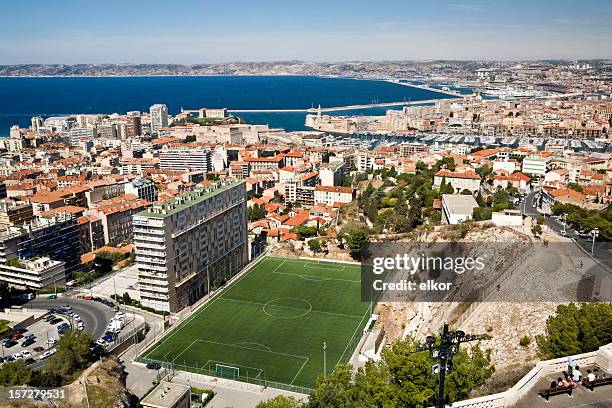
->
[159,145,214,173]
[125,178,158,203]
[0,213,83,277]
[126,111,142,138]
[433,170,481,194]
[150,104,169,136]
[133,180,248,312]
[86,194,148,247]
[141,381,191,408]
[319,161,345,186]
[0,257,65,290]
[441,194,479,225]
[314,185,354,206]
[0,201,35,228]
[522,156,548,177]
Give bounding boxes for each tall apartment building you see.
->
[149,104,169,136]
[159,146,214,172]
[133,181,248,312]
[126,111,142,138]
[0,213,83,278]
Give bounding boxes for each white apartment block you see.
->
[159,146,214,173]
[149,104,169,135]
[0,257,65,290]
[522,156,548,177]
[133,181,248,313]
[314,186,354,206]
[319,161,345,186]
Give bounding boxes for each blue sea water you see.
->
[0,76,452,135]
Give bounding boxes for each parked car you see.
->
[72,314,81,321]
[32,346,44,353]
[46,338,57,346]
[10,333,23,341]
[48,294,57,299]
[43,314,56,322]
[38,350,54,360]
[49,318,62,325]
[146,362,161,370]
[21,351,32,359]
[12,352,22,360]
[21,338,35,347]
[24,334,35,340]
[3,340,17,348]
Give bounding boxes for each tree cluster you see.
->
[257,337,494,408]
[536,303,612,359]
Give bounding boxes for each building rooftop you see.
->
[140,381,190,408]
[442,194,479,215]
[135,180,244,219]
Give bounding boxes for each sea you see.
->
[0,76,460,136]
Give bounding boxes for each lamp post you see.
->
[591,228,599,256]
[416,323,485,408]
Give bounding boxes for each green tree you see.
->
[531,224,542,236]
[476,164,492,179]
[45,331,96,382]
[308,239,322,253]
[293,226,317,240]
[0,360,32,386]
[472,207,492,221]
[537,303,612,359]
[256,395,304,408]
[416,161,428,173]
[568,182,584,193]
[184,135,197,143]
[248,203,267,221]
[346,229,369,260]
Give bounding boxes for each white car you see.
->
[46,338,57,346]
[38,349,56,360]
[72,314,81,321]
[115,312,125,318]
[21,350,32,359]
[96,339,107,347]
[12,352,22,360]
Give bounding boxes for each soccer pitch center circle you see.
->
[262,297,313,319]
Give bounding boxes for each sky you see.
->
[1,0,611,64]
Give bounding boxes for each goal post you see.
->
[215,363,240,378]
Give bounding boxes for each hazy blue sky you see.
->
[1,0,610,63]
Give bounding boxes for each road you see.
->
[25,298,115,369]
[521,190,612,271]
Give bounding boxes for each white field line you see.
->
[336,306,371,366]
[272,270,360,283]
[220,296,365,320]
[290,357,310,386]
[143,256,275,357]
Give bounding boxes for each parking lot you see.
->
[1,297,116,368]
[1,311,71,365]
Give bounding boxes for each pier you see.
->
[227,97,459,114]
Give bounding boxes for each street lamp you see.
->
[591,228,599,255]
[415,323,485,408]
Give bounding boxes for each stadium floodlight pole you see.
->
[415,323,485,408]
[323,342,327,376]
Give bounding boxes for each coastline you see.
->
[0,75,457,136]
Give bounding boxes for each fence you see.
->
[107,321,148,355]
[139,356,315,395]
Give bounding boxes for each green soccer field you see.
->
[140,257,371,390]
